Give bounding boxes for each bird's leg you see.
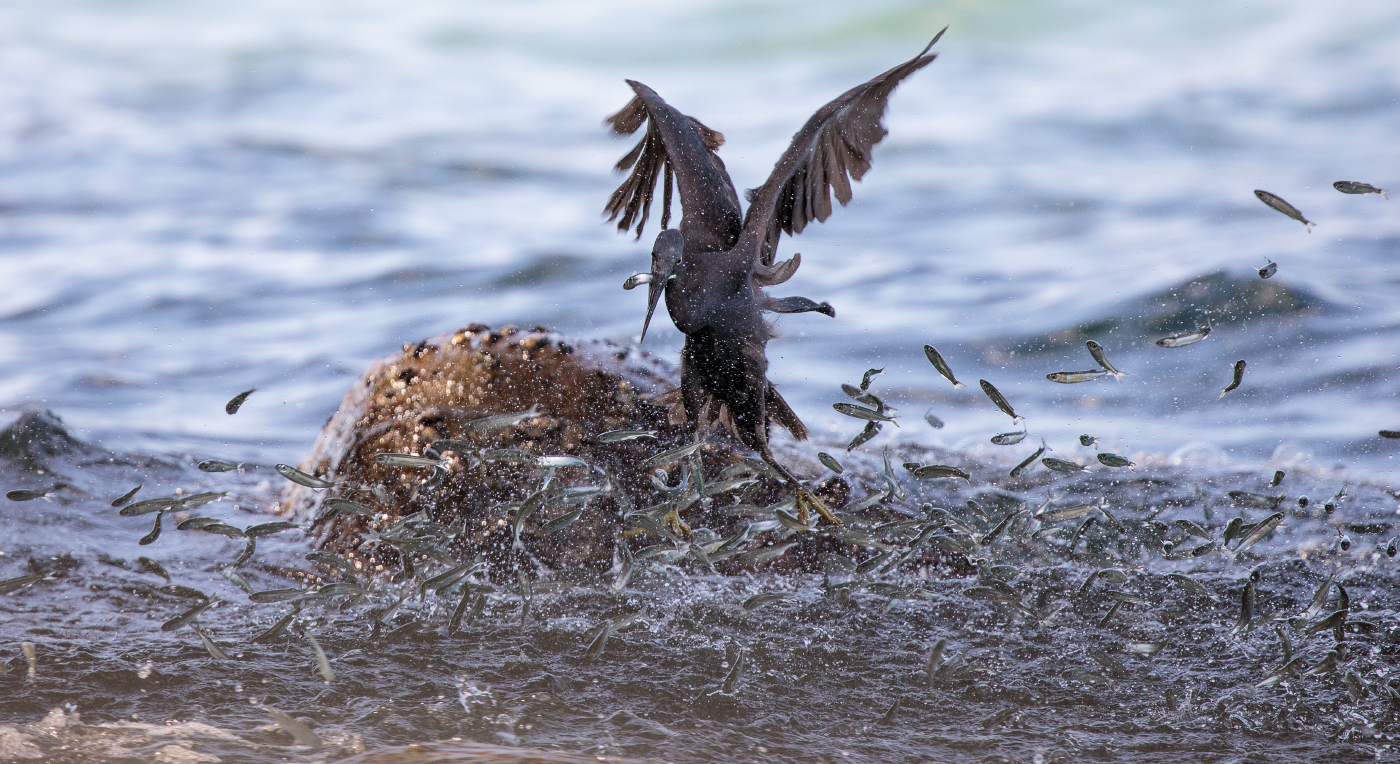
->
[662,507,692,538]
[751,421,841,527]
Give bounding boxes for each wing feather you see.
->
[742,29,945,264]
[603,82,743,250]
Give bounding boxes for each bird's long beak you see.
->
[640,269,671,344]
[641,230,684,343]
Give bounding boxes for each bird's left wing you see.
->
[741,29,945,266]
[604,81,744,254]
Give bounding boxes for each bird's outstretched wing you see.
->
[604,81,744,254]
[741,29,945,265]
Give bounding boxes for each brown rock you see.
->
[279,324,850,577]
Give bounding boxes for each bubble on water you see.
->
[1170,442,1230,469]
[1270,441,1315,469]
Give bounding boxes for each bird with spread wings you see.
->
[604,29,946,525]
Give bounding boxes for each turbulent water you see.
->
[2,1,1400,762]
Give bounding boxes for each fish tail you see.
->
[953,381,966,389]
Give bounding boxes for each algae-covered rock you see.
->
[280,324,848,577]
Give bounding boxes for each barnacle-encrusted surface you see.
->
[282,324,849,575]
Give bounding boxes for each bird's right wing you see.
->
[741,29,945,266]
[604,81,744,254]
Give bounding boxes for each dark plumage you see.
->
[605,30,946,498]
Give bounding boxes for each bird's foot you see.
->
[662,508,692,538]
[796,487,841,526]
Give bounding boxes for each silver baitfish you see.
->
[583,620,613,662]
[623,272,653,290]
[598,429,657,443]
[307,633,335,682]
[544,506,585,533]
[1156,326,1211,348]
[720,650,747,694]
[157,584,209,600]
[643,441,705,469]
[817,452,843,473]
[1271,470,1285,487]
[161,599,214,632]
[1259,256,1277,279]
[924,639,947,684]
[1254,189,1314,231]
[465,404,544,433]
[911,464,970,481]
[979,379,1021,421]
[1046,370,1107,384]
[246,521,300,537]
[322,497,374,518]
[1174,519,1211,540]
[139,512,163,546]
[535,455,588,468]
[0,573,49,595]
[111,484,142,507]
[1230,581,1256,635]
[923,345,965,389]
[225,387,256,415]
[307,552,357,573]
[833,402,898,423]
[742,592,791,610]
[1042,457,1087,473]
[848,420,882,451]
[197,459,239,473]
[481,449,538,464]
[923,410,945,429]
[1233,511,1284,553]
[429,439,476,453]
[990,429,1027,446]
[1333,180,1387,198]
[861,367,885,390]
[1220,360,1246,399]
[199,523,246,538]
[264,706,321,749]
[120,498,178,517]
[275,464,335,488]
[1010,439,1048,478]
[753,542,797,563]
[6,488,49,501]
[841,383,881,408]
[249,588,306,603]
[1079,434,1099,448]
[1085,341,1127,381]
[1164,573,1214,599]
[1096,453,1135,469]
[191,624,230,660]
[774,508,814,532]
[1035,502,1096,523]
[374,453,441,468]
[137,557,171,582]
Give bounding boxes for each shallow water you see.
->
[2,1,1400,761]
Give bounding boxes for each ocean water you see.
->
[1,0,1398,471]
[2,1,1399,762]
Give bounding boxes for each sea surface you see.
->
[2,1,1399,762]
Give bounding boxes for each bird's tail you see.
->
[765,385,808,441]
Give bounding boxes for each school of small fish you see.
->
[2,179,1394,756]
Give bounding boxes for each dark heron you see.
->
[606,30,946,522]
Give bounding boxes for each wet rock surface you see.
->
[280,324,850,577]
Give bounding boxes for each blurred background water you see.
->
[3,4,1400,762]
[1,0,1399,474]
